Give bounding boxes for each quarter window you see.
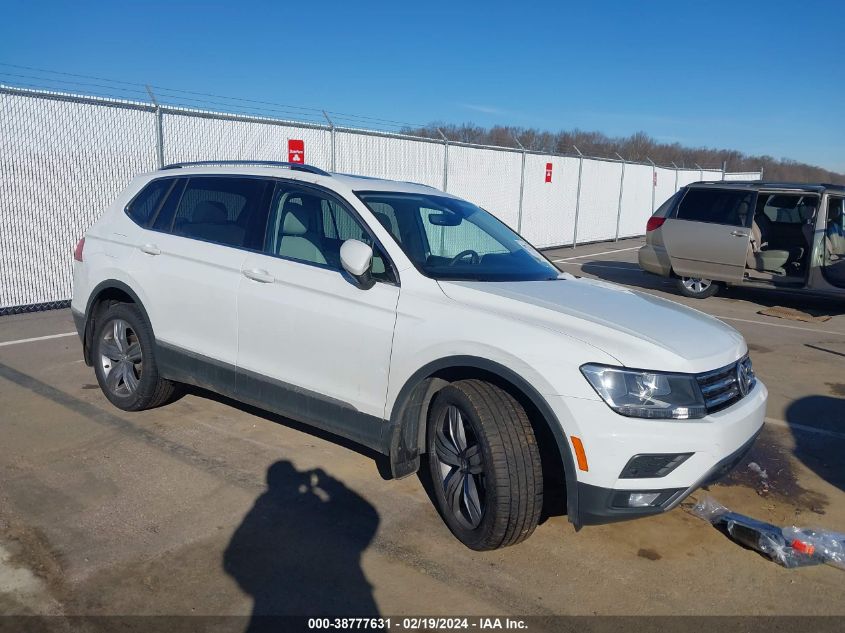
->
[654,192,679,218]
[125,179,174,226]
[676,189,754,227]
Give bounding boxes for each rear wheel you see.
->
[93,303,177,411]
[675,276,719,298]
[426,380,543,550]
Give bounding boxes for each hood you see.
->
[437,277,746,373]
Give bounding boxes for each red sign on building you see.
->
[288,139,305,163]
[545,162,553,183]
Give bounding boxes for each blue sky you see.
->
[2,0,843,171]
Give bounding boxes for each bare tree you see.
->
[402,123,843,184]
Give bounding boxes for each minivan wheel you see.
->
[675,276,719,298]
[426,380,543,550]
[92,303,177,411]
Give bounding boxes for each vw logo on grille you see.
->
[736,359,754,397]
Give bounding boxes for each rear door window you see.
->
[155,177,273,250]
[676,189,754,227]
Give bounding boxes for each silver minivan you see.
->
[638,182,845,298]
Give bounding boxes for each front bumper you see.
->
[546,379,767,526]
[576,428,761,525]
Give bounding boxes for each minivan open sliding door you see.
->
[661,188,755,283]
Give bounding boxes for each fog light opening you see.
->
[628,492,661,507]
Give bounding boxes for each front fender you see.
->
[385,354,582,526]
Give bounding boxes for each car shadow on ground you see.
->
[785,395,845,496]
[577,261,673,293]
[182,386,394,479]
[224,460,380,630]
[579,260,845,316]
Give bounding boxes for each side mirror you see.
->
[340,239,375,289]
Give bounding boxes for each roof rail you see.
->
[160,160,331,176]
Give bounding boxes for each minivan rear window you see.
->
[676,189,754,227]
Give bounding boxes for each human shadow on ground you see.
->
[785,395,845,496]
[224,461,380,632]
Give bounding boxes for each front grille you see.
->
[696,355,755,413]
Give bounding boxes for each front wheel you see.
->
[675,276,719,298]
[426,380,543,550]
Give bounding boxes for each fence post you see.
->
[695,162,704,182]
[437,128,449,192]
[721,160,726,181]
[671,161,679,193]
[614,152,626,242]
[145,85,164,168]
[323,110,336,171]
[647,157,656,213]
[513,135,526,234]
[760,165,765,180]
[572,146,583,248]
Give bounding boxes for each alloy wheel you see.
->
[433,405,486,529]
[99,318,143,397]
[681,277,712,294]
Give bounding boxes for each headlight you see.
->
[580,364,706,420]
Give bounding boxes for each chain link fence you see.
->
[0,85,761,314]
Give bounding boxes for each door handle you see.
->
[242,268,275,283]
[730,230,749,237]
[140,243,161,255]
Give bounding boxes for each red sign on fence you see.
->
[288,139,305,163]
[545,162,553,183]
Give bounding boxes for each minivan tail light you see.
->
[646,217,666,232]
[73,237,85,262]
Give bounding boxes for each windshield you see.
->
[356,192,560,281]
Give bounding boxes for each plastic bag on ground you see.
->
[689,497,824,569]
[783,526,845,570]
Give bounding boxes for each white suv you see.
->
[71,161,767,550]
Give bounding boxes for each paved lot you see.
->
[1,238,844,623]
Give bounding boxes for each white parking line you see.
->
[0,332,76,348]
[552,245,641,262]
[715,316,845,337]
[557,262,637,272]
[766,417,845,440]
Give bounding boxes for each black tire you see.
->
[92,302,177,411]
[426,379,543,550]
[674,275,720,299]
